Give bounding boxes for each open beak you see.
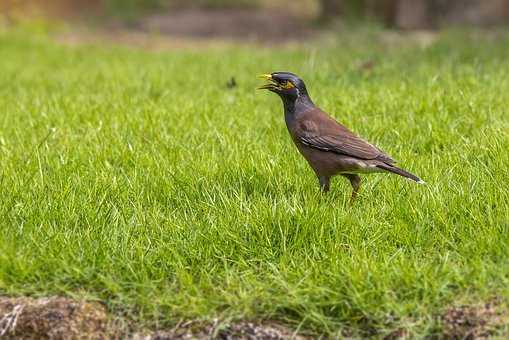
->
[257,74,278,90]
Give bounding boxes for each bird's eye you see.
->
[281,81,295,89]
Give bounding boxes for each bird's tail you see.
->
[376,163,425,184]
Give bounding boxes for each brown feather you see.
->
[292,108,395,163]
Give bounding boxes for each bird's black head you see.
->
[258,72,309,103]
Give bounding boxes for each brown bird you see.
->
[258,72,424,203]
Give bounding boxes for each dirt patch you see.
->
[442,299,509,339]
[0,296,309,339]
[55,8,318,50]
[0,296,108,339]
[143,320,310,339]
[138,9,315,42]
[2,295,507,338]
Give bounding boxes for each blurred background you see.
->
[2,0,509,44]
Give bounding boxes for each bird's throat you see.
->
[281,94,314,117]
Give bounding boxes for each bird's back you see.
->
[288,107,395,164]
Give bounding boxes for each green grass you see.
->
[0,28,508,337]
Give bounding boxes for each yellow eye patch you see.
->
[280,81,295,89]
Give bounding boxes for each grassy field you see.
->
[0,28,508,337]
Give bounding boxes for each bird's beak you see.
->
[257,74,277,90]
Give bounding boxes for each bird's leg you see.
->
[318,176,330,193]
[342,174,361,205]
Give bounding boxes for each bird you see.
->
[258,71,424,203]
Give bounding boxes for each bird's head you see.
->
[258,72,309,102]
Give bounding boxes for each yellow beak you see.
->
[258,74,273,80]
[257,74,276,90]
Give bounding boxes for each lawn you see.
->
[0,27,508,337]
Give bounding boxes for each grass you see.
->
[0,27,508,337]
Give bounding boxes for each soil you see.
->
[0,297,108,339]
[137,9,315,42]
[144,320,310,340]
[55,8,317,50]
[51,8,449,51]
[441,298,509,339]
[1,296,507,339]
[0,296,309,339]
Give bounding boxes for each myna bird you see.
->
[258,72,424,203]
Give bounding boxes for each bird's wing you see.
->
[296,108,395,163]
